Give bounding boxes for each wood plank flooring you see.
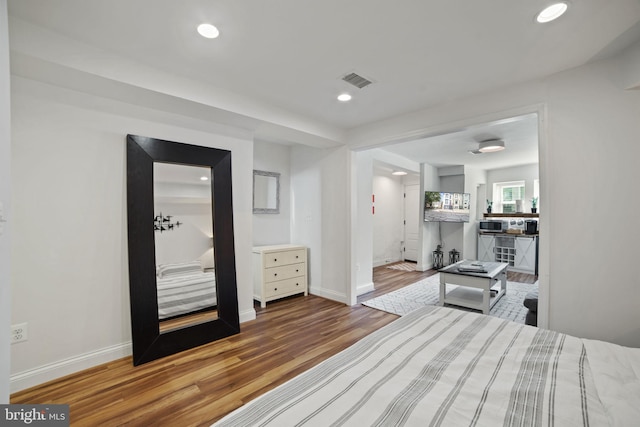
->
[11,263,536,426]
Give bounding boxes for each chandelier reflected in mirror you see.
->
[154,213,182,232]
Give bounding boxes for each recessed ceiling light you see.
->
[197,23,220,39]
[391,170,408,176]
[200,176,209,181]
[337,93,352,102]
[536,2,568,23]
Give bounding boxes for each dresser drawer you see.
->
[264,262,305,283]
[264,276,306,298]
[264,249,306,268]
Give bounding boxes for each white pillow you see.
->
[157,261,202,278]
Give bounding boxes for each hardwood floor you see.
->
[12,294,397,426]
[358,262,437,303]
[11,263,536,426]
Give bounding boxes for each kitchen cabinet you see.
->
[477,234,495,262]
[494,235,516,266]
[514,235,537,274]
[477,233,537,274]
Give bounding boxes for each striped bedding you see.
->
[157,271,216,319]
[213,306,640,426]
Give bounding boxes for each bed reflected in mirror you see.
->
[153,163,218,333]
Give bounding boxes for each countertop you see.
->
[478,231,539,237]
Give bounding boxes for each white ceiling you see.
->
[154,163,210,185]
[7,0,640,168]
[380,113,539,170]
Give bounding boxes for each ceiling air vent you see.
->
[342,72,373,89]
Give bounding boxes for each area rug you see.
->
[362,274,537,324]
[385,262,417,271]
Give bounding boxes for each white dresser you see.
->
[252,244,308,308]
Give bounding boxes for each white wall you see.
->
[154,201,215,269]
[252,140,291,246]
[463,166,488,261]
[372,167,404,266]
[352,151,374,297]
[0,0,11,403]
[9,76,255,391]
[350,42,640,347]
[418,163,440,271]
[543,53,640,345]
[291,145,350,304]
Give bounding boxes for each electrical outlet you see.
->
[11,323,28,344]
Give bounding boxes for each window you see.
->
[494,181,525,213]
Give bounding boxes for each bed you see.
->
[213,305,640,426]
[156,261,217,320]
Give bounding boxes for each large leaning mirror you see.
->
[127,134,239,366]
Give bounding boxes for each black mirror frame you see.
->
[126,134,239,366]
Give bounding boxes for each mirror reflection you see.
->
[253,170,280,213]
[153,163,217,332]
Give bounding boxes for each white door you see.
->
[403,185,419,261]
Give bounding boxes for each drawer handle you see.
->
[296,255,299,259]
[274,287,278,291]
[274,273,278,277]
[274,258,277,262]
[296,269,299,272]
[296,283,299,286]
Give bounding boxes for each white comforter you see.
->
[213,306,640,426]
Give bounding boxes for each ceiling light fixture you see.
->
[391,170,408,176]
[197,23,220,39]
[200,176,209,181]
[337,93,352,102]
[478,139,505,153]
[536,2,568,23]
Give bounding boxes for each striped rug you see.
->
[385,262,417,271]
[362,273,537,324]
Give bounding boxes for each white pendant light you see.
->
[478,139,505,153]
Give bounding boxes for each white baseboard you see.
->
[357,282,375,296]
[239,307,257,323]
[10,342,132,394]
[11,308,257,394]
[417,262,433,272]
[309,287,348,304]
[372,257,402,268]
